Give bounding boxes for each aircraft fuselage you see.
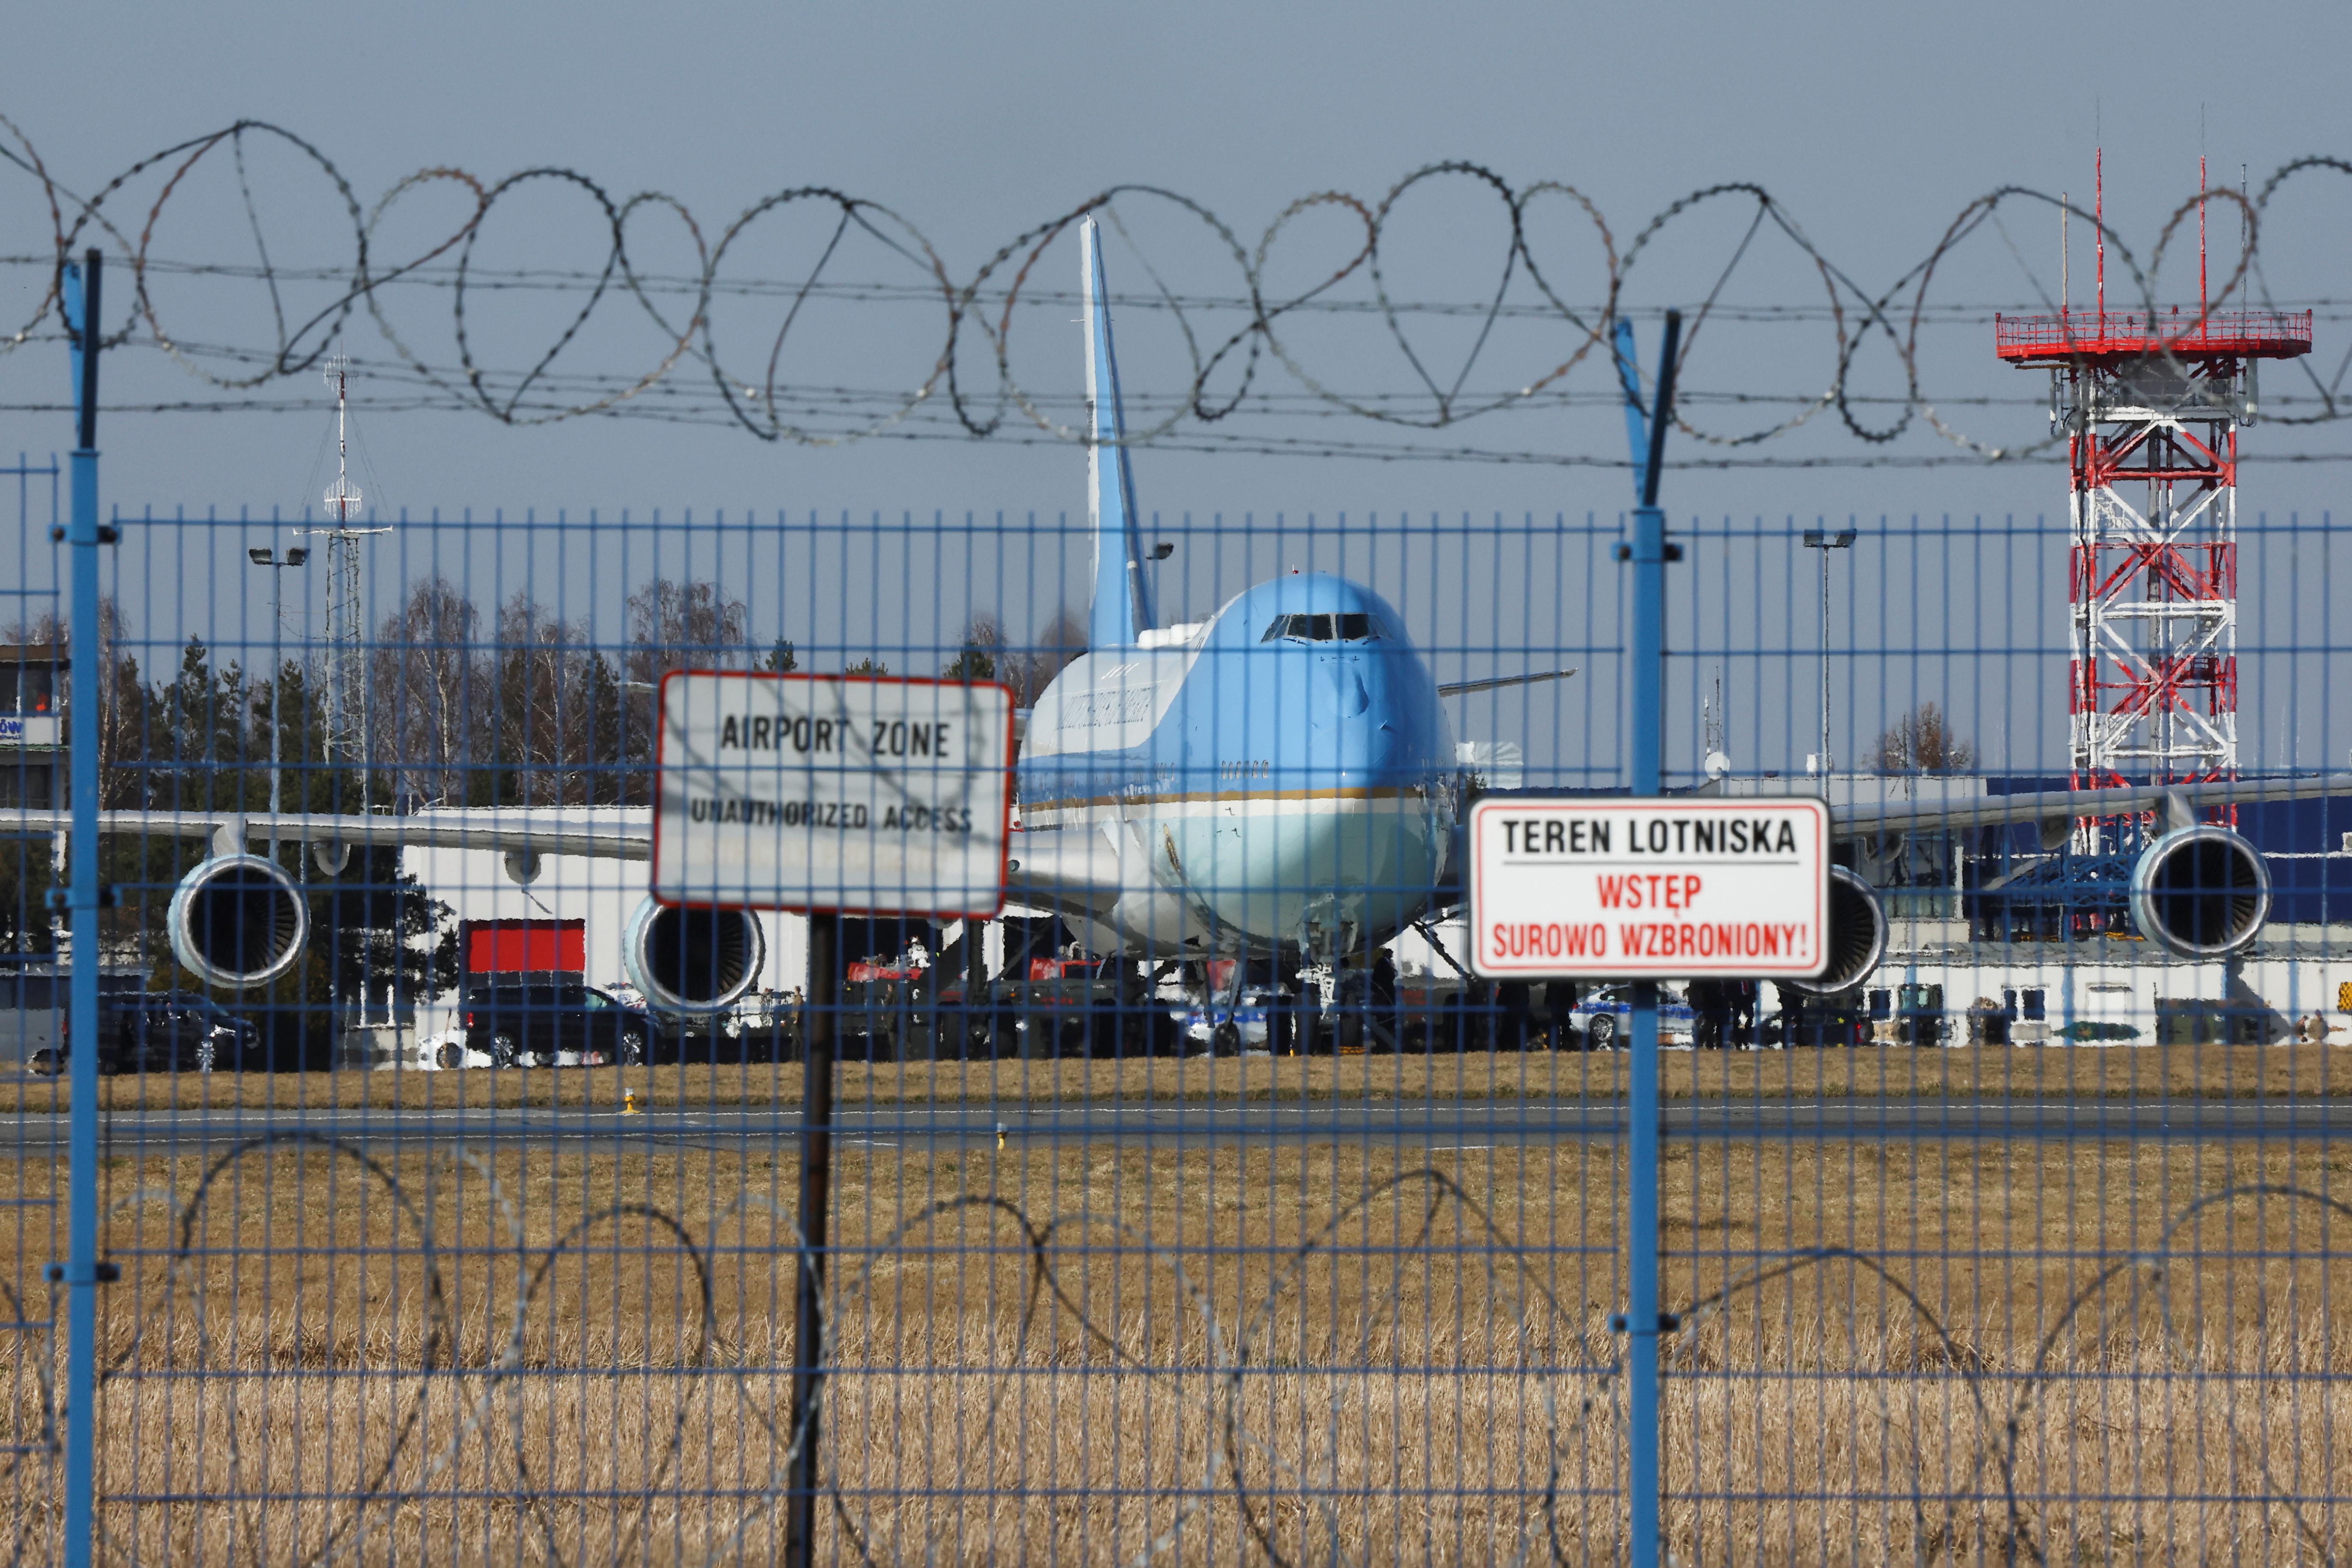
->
[1018,572,1456,956]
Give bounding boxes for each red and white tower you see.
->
[1994,162,2310,851]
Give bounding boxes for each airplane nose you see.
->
[1314,661,1369,721]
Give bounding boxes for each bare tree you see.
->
[942,613,1006,681]
[492,591,600,805]
[614,578,758,785]
[1873,701,1977,774]
[999,607,1086,706]
[372,576,484,805]
[623,578,752,688]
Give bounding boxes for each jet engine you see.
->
[621,896,766,1012]
[166,854,310,988]
[1787,866,1888,996]
[2129,824,2271,959]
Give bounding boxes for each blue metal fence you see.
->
[1,483,2349,1559]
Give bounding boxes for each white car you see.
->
[1179,988,1280,1054]
[413,1027,611,1072]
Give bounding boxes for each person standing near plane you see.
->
[1731,979,1758,1050]
[1690,979,1731,1050]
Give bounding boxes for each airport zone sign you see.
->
[1467,796,1830,978]
[653,672,1016,917]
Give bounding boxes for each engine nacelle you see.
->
[167,854,310,988]
[1787,866,1888,996]
[621,896,765,1013]
[2130,825,2271,959]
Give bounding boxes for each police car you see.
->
[1567,984,1697,1050]
[1179,988,1281,1055]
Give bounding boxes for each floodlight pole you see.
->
[1797,531,1853,776]
[247,547,307,858]
[1801,529,1858,776]
[1820,538,1831,770]
[1617,307,1681,1568]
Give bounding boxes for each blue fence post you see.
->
[60,248,103,1568]
[1620,309,1681,1568]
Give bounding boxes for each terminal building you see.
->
[0,642,64,811]
[0,641,117,1066]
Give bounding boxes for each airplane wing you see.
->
[5,809,650,860]
[1826,773,2352,846]
[1438,669,1577,698]
[1003,824,1128,917]
[9,809,1143,917]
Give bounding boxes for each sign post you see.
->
[654,672,1013,1568]
[1616,307,1678,1568]
[787,909,835,1568]
[61,248,104,1568]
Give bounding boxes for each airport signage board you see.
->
[653,673,1016,917]
[1467,796,1830,979]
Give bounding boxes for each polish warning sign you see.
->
[1467,797,1830,978]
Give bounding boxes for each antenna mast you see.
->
[304,350,390,800]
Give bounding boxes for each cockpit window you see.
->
[1261,612,1382,643]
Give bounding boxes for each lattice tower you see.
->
[1994,160,2310,855]
[304,353,389,777]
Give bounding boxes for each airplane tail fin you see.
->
[1082,216,1153,649]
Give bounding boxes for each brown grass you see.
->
[9,1038,2351,1117]
[2,1140,2349,1562]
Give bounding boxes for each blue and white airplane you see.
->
[21,217,2329,1008]
[1001,218,1464,963]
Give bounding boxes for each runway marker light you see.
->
[623,1086,639,1116]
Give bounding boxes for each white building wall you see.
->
[400,808,809,1025]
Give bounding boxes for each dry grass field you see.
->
[6,1039,2350,1117]
[1,1137,2348,1562]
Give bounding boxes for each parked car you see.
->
[1566,985,1697,1051]
[1179,987,1282,1055]
[458,980,656,1067]
[43,990,258,1075]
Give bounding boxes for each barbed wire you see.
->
[3,1131,2342,1563]
[2,117,2350,468]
